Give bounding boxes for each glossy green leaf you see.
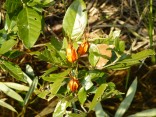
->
[95,102,109,117]
[89,44,99,67]
[5,0,22,14]
[115,78,137,117]
[78,87,87,105]
[0,82,24,102]
[17,7,41,48]
[53,100,70,117]
[63,0,87,40]
[0,99,17,113]
[128,108,156,117]
[4,82,29,91]
[0,60,26,83]
[89,84,108,111]
[0,39,17,54]
[25,64,35,78]
[82,75,93,90]
[24,77,38,106]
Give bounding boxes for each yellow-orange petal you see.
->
[68,78,79,92]
[66,43,78,63]
[77,40,89,56]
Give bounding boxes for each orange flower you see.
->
[66,43,78,63]
[68,78,79,92]
[77,40,89,56]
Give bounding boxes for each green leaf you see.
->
[131,49,155,60]
[53,100,70,117]
[78,87,87,105]
[107,49,155,70]
[27,0,54,7]
[50,37,62,50]
[5,0,22,14]
[0,99,17,113]
[63,0,87,40]
[89,44,99,67]
[119,41,125,52]
[17,7,41,48]
[48,69,71,100]
[0,82,24,102]
[42,67,58,77]
[3,50,24,59]
[0,60,26,83]
[4,82,29,91]
[25,64,35,78]
[67,113,87,117]
[128,108,156,117]
[0,39,17,55]
[115,77,138,117]
[89,84,108,111]
[82,75,93,90]
[94,102,109,117]
[24,77,38,106]
[42,69,70,82]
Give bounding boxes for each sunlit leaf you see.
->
[0,99,17,113]
[53,100,70,117]
[63,0,87,40]
[4,82,29,91]
[82,75,93,91]
[0,82,24,102]
[0,39,17,54]
[89,44,99,67]
[115,78,138,117]
[25,64,35,78]
[78,87,86,105]
[17,7,41,48]
[89,84,108,111]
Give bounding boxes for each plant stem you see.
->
[125,68,130,90]
[149,0,153,49]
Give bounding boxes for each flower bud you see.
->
[66,43,78,63]
[68,78,79,92]
[77,40,89,56]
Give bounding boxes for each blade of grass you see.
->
[23,77,38,106]
[115,77,137,117]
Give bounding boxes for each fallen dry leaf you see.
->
[96,44,112,69]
